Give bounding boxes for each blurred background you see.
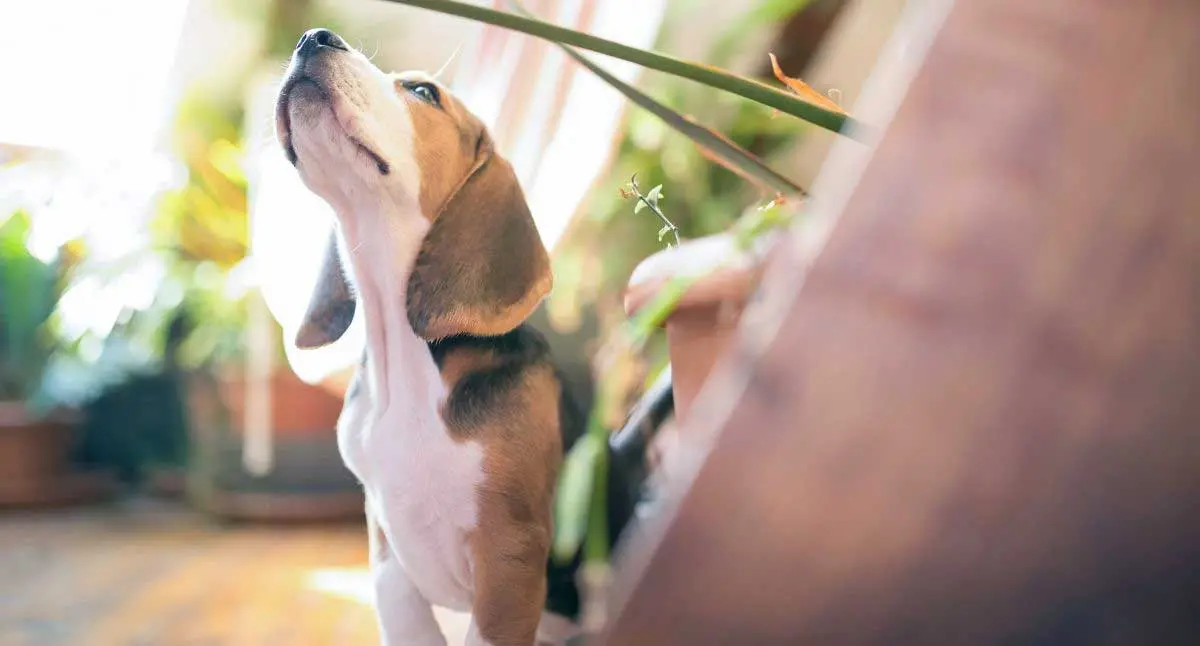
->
[0,0,908,643]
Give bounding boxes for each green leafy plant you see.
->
[49,88,254,378]
[557,195,795,530]
[560,191,799,630]
[0,210,63,410]
[157,88,255,371]
[624,175,680,247]
[19,88,257,483]
[548,79,811,343]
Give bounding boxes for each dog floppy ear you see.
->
[407,135,551,340]
[295,231,356,349]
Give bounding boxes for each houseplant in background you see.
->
[0,210,117,507]
[618,180,790,423]
[551,1,851,421]
[178,285,358,522]
[36,83,360,520]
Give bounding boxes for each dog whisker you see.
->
[432,42,464,81]
[350,238,369,255]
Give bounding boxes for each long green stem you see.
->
[584,444,609,565]
[552,274,697,562]
[378,0,861,137]
[554,39,805,195]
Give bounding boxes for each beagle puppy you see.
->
[275,28,646,646]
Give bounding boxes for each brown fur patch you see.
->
[389,72,553,341]
[430,326,564,643]
[394,72,481,221]
[465,366,562,645]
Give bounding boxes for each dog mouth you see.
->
[277,76,390,175]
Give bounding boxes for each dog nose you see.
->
[295,28,349,57]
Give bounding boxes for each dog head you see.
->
[276,28,551,346]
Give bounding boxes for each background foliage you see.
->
[548,0,818,381]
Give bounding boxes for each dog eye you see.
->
[404,82,440,106]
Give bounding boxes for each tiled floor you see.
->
[0,497,471,645]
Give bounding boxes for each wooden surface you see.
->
[0,499,469,645]
[601,0,1200,643]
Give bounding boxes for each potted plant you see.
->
[620,181,787,421]
[75,308,193,496]
[31,84,362,520]
[179,290,362,523]
[0,211,117,507]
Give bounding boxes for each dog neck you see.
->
[333,197,443,418]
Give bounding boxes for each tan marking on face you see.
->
[391,72,484,221]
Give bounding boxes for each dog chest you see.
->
[342,398,486,610]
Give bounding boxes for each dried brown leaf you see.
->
[768,52,846,116]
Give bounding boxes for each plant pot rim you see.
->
[0,469,118,508]
[201,489,365,522]
[623,230,778,320]
[0,400,81,427]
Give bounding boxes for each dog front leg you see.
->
[466,524,549,646]
[368,509,446,646]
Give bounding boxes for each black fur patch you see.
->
[426,324,644,621]
[429,325,550,433]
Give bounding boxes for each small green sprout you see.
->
[622,174,680,248]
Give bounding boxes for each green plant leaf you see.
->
[657,225,672,242]
[633,200,647,214]
[0,210,59,401]
[508,11,806,196]
[647,184,663,205]
[584,443,609,565]
[380,0,860,137]
[553,432,605,562]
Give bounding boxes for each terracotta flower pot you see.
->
[624,231,777,422]
[146,465,187,498]
[0,402,117,508]
[208,368,347,435]
[184,368,363,522]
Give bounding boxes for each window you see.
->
[0,0,190,155]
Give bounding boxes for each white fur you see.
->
[282,40,577,646]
